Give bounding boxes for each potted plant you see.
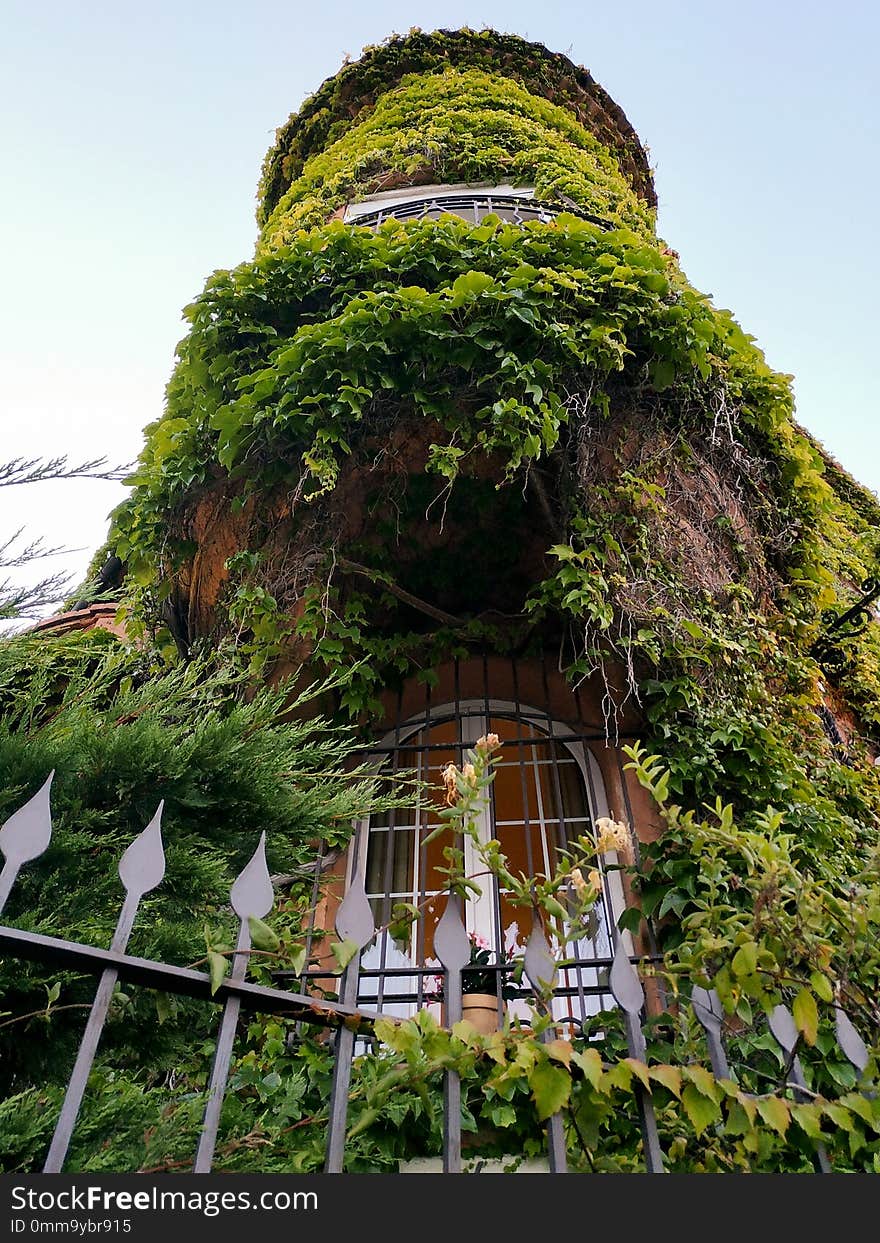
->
[427,933,516,1034]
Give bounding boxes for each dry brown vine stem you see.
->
[336,557,464,626]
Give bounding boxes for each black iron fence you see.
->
[0,776,873,1174]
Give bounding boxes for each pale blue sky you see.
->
[2,0,878,614]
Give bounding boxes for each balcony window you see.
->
[350,698,630,1026]
[343,183,608,230]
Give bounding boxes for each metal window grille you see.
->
[294,654,637,1030]
[348,192,609,231]
[353,707,623,1024]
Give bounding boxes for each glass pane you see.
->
[364,827,415,899]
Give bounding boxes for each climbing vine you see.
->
[31,26,880,1171]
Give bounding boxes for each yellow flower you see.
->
[441,763,458,806]
[595,816,631,857]
[570,867,587,895]
[587,869,602,894]
[475,733,501,753]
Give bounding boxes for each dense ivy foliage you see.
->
[257,26,655,226]
[260,69,654,247]
[109,23,880,884]
[7,28,880,1172]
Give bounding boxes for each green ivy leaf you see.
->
[331,938,359,973]
[545,1039,572,1068]
[792,987,818,1046]
[731,941,758,977]
[288,944,308,977]
[810,971,834,1004]
[840,1093,880,1132]
[623,1058,652,1091]
[489,1103,517,1128]
[756,1096,790,1137]
[683,1064,721,1103]
[790,1102,823,1141]
[649,1065,682,1099]
[154,991,172,1025]
[681,1083,720,1136]
[571,1047,605,1091]
[528,1060,571,1120]
[823,1102,854,1133]
[346,1107,380,1139]
[649,358,676,392]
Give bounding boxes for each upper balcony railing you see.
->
[343,186,610,231]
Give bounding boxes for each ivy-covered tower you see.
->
[110,29,880,1041]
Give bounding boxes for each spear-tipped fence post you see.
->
[193,833,273,1173]
[324,872,376,1173]
[768,1004,831,1173]
[0,772,54,915]
[691,985,732,1080]
[43,803,165,1173]
[609,938,665,1172]
[524,915,567,1173]
[834,1006,869,1078]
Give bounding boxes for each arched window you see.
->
[351,700,629,1024]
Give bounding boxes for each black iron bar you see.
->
[608,939,665,1172]
[435,893,470,1173]
[540,1026,568,1173]
[288,952,663,981]
[0,924,382,1027]
[324,958,361,1173]
[788,1058,832,1174]
[43,806,166,1173]
[414,727,429,1011]
[375,689,404,1015]
[412,673,439,1011]
[481,654,505,1026]
[43,890,140,1173]
[360,731,640,757]
[626,1013,665,1173]
[193,920,250,1172]
[443,962,463,1174]
[811,577,880,661]
[767,1005,831,1174]
[0,771,54,915]
[691,987,732,1081]
[324,873,376,1172]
